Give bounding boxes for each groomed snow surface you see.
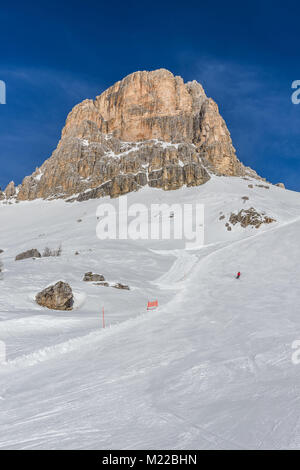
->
[1,176,300,449]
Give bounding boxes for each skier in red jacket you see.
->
[236,272,241,279]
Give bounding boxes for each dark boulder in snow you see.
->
[83,272,105,282]
[112,282,130,290]
[36,281,74,311]
[15,249,41,261]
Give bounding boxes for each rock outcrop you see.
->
[15,249,41,261]
[83,272,105,282]
[36,281,74,311]
[14,69,260,202]
[5,181,16,198]
[113,283,130,290]
[229,208,276,229]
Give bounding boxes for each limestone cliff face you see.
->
[16,69,251,202]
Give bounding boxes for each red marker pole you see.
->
[102,307,105,329]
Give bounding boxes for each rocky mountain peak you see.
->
[9,69,260,202]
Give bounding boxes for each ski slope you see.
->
[1,176,300,449]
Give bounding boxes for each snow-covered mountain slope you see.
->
[1,176,300,449]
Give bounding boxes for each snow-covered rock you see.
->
[36,281,74,311]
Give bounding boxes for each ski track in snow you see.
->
[2,225,281,371]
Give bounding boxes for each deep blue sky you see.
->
[1,0,300,190]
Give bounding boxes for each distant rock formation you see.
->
[5,181,16,198]
[7,69,261,202]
